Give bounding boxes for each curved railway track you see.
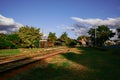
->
[0,48,69,74]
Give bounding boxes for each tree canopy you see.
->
[59,32,69,46]
[17,25,41,48]
[47,32,57,45]
[77,35,89,41]
[88,25,114,46]
[0,33,19,49]
[117,28,120,39]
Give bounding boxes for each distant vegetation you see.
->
[0,25,41,49]
[0,25,119,49]
[88,25,115,46]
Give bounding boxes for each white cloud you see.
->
[71,17,120,28]
[0,14,22,34]
[0,15,15,26]
[58,17,120,38]
[57,24,89,36]
[69,17,120,36]
[56,25,74,30]
[74,28,89,36]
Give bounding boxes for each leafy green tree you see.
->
[0,38,17,49]
[0,33,7,39]
[59,32,69,46]
[17,25,41,48]
[117,28,120,39]
[0,33,18,49]
[88,25,114,46]
[67,39,77,47]
[7,34,20,47]
[47,32,57,46]
[55,39,62,46]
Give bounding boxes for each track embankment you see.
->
[0,48,69,74]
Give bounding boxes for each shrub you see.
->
[67,40,77,48]
[0,38,18,49]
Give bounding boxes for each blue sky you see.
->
[0,0,120,38]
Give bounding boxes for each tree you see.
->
[17,25,41,48]
[7,34,21,47]
[67,39,77,47]
[0,33,7,39]
[0,38,17,49]
[0,33,18,49]
[47,32,57,46]
[117,28,120,39]
[77,35,90,46]
[88,25,114,46]
[59,32,69,46]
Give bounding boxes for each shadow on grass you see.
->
[61,47,120,80]
[8,60,92,80]
[62,47,105,68]
[8,47,120,80]
[63,47,120,68]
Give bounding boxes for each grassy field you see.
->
[0,48,43,56]
[0,49,21,56]
[7,47,120,80]
[0,47,63,56]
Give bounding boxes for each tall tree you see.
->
[88,25,114,46]
[47,32,57,46]
[0,33,18,49]
[59,32,69,46]
[117,28,120,39]
[17,25,41,48]
[7,34,20,47]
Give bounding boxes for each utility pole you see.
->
[94,26,97,46]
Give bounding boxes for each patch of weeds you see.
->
[61,62,70,68]
[0,49,21,56]
[48,63,58,69]
[60,55,65,59]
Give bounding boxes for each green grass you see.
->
[0,48,48,56]
[8,47,120,80]
[19,48,43,53]
[0,49,21,56]
[0,48,43,56]
[0,47,64,56]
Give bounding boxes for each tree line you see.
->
[0,25,77,49]
[0,25,120,49]
[0,26,41,49]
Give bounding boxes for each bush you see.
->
[0,38,18,49]
[34,40,39,48]
[67,40,77,48]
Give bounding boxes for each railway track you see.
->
[0,47,62,62]
[0,48,69,74]
[0,47,65,64]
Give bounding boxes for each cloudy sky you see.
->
[0,0,120,38]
